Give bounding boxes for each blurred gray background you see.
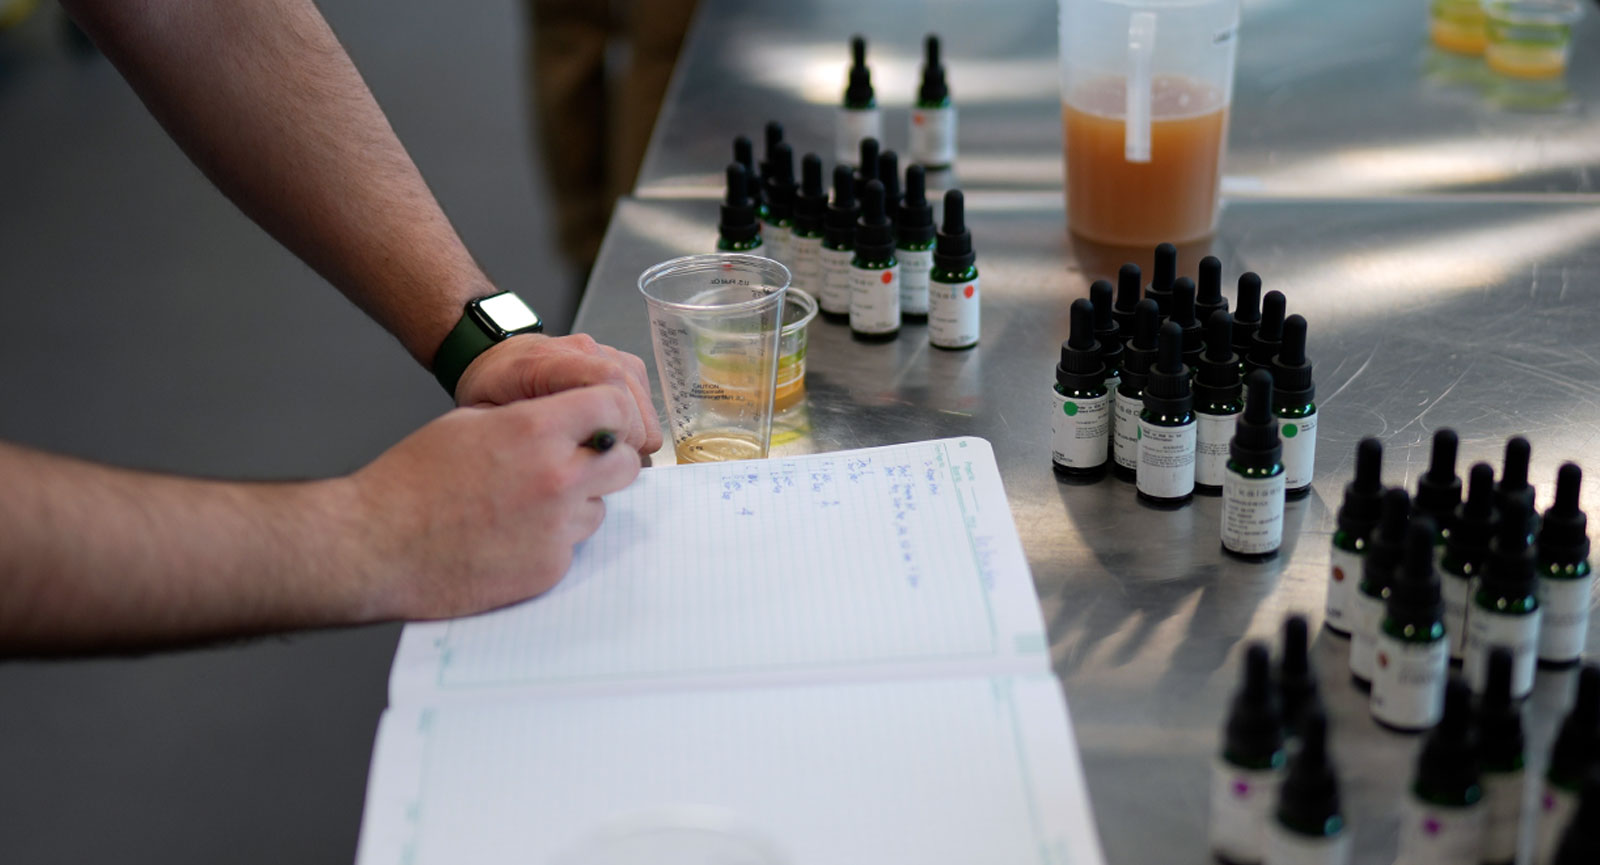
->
[0,2,574,862]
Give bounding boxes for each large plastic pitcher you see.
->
[1059,0,1240,245]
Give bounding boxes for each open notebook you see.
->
[356,438,1106,865]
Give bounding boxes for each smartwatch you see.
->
[432,291,544,396]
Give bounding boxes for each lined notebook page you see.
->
[390,438,1048,703]
[356,674,1104,865]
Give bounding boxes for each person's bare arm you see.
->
[59,0,663,451]
[0,387,641,655]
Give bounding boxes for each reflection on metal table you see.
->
[634,0,1600,199]
[577,193,1600,864]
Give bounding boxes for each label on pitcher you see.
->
[1137,419,1196,499]
[1196,409,1239,488]
[849,263,901,335]
[1051,390,1112,470]
[819,245,855,315]
[899,247,933,316]
[1279,410,1318,490]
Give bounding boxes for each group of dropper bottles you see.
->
[1213,616,1600,865]
[718,127,979,349]
[1051,244,1316,559]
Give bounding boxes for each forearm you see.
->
[61,0,490,367]
[0,442,374,654]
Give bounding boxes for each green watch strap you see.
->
[432,311,498,397]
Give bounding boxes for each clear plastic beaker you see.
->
[639,254,790,464]
[1059,0,1241,246]
[1483,0,1582,80]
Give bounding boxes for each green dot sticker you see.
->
[1283,423,1299,438]
[1063,401,1079,417]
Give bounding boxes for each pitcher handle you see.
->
[1125,11,1156,164]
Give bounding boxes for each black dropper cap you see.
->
[1280,615,1318,737]
[1120,299,1161,394]
[1479,648,1526,772]
[1146,242,1177,316]
[877,150,902,225]
[1249,290,1286,373]
[1415,678,1481,798]
[824,164,859,248]
[1171,277,1203,369]
[1539,464,1590,565]
[1231,370,1281,471]
[1415,429,1462,532]
[719,163,758,244]
[898,165,935,245]
[1195,312,1241,406]
[733,135,762,205]
[1446,463,1499,569]
[1090,280,1123,375]
[763,142,796,222]
[793,153,828,235]
[855,180,895,262]
[1113,264,1142,335]
[1224,643,1285,764]
[845,35,874,105]
[855,136,880,197]
[1549,665,1600,787]
[1058,299,1106,393]
[1337,438,1385,540]
[760,121,784,185]
[1554,765,1600,865]
[1498,437,1538,541]
[1196,256,1229,326]
[934,189,974,272]
[1272,314,1315,410]
[1363,488,1412,595]
[1484,496,1537,601]
[1232,273,1263,359]
[1389,517,1444,628]
[1143,321,1192,419]
[1276,710,1343,835]
[919,34,949,104]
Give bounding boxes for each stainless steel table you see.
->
[636,0,1600,199]
[581,1,1600,862]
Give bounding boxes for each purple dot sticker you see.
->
[1544,791,1557,811]
[1232,779,1251,798]
[1423,817,1442,836]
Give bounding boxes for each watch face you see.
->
[475,292,542,336]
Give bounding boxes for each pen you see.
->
[584,430,616,453]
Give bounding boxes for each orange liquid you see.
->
[1063,76,1227,246]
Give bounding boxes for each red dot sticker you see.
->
[881,271,894,284]
[913,114,925,126]
[1332,566,1345,583]
[963,285,975,298]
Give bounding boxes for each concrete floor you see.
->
[0,2,575,862]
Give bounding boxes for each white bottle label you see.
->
[1481,769,1525,865]
[1537,569,1594,664]
[1371,629,1449,729]
[789,233,822,297]
[761,220,792,270]
[1222,471,1286,555]
[819,245,854,315]
[1195,409,1239,488]
[1326,545,1361,634]
[899,247,933,316]
[836,106,882,164]
[849,262,901,335]
[909,105,957,167]
[1536,784,1578,865]
[1264,822,1350,865]
[1051,389,1112,470]
[929,276,980,348]
[1137,418,1196,500]
[1441,572,1472,661]
[1395,796,1485,865]
[1279,411,1318,490]
[1465,606,1541,700]
[1348,589,1384,682]
[1210,758,1281,865]
[1113,389,1142,471]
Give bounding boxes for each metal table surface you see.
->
[577,193,1600,864]
[634,0,1600,199]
